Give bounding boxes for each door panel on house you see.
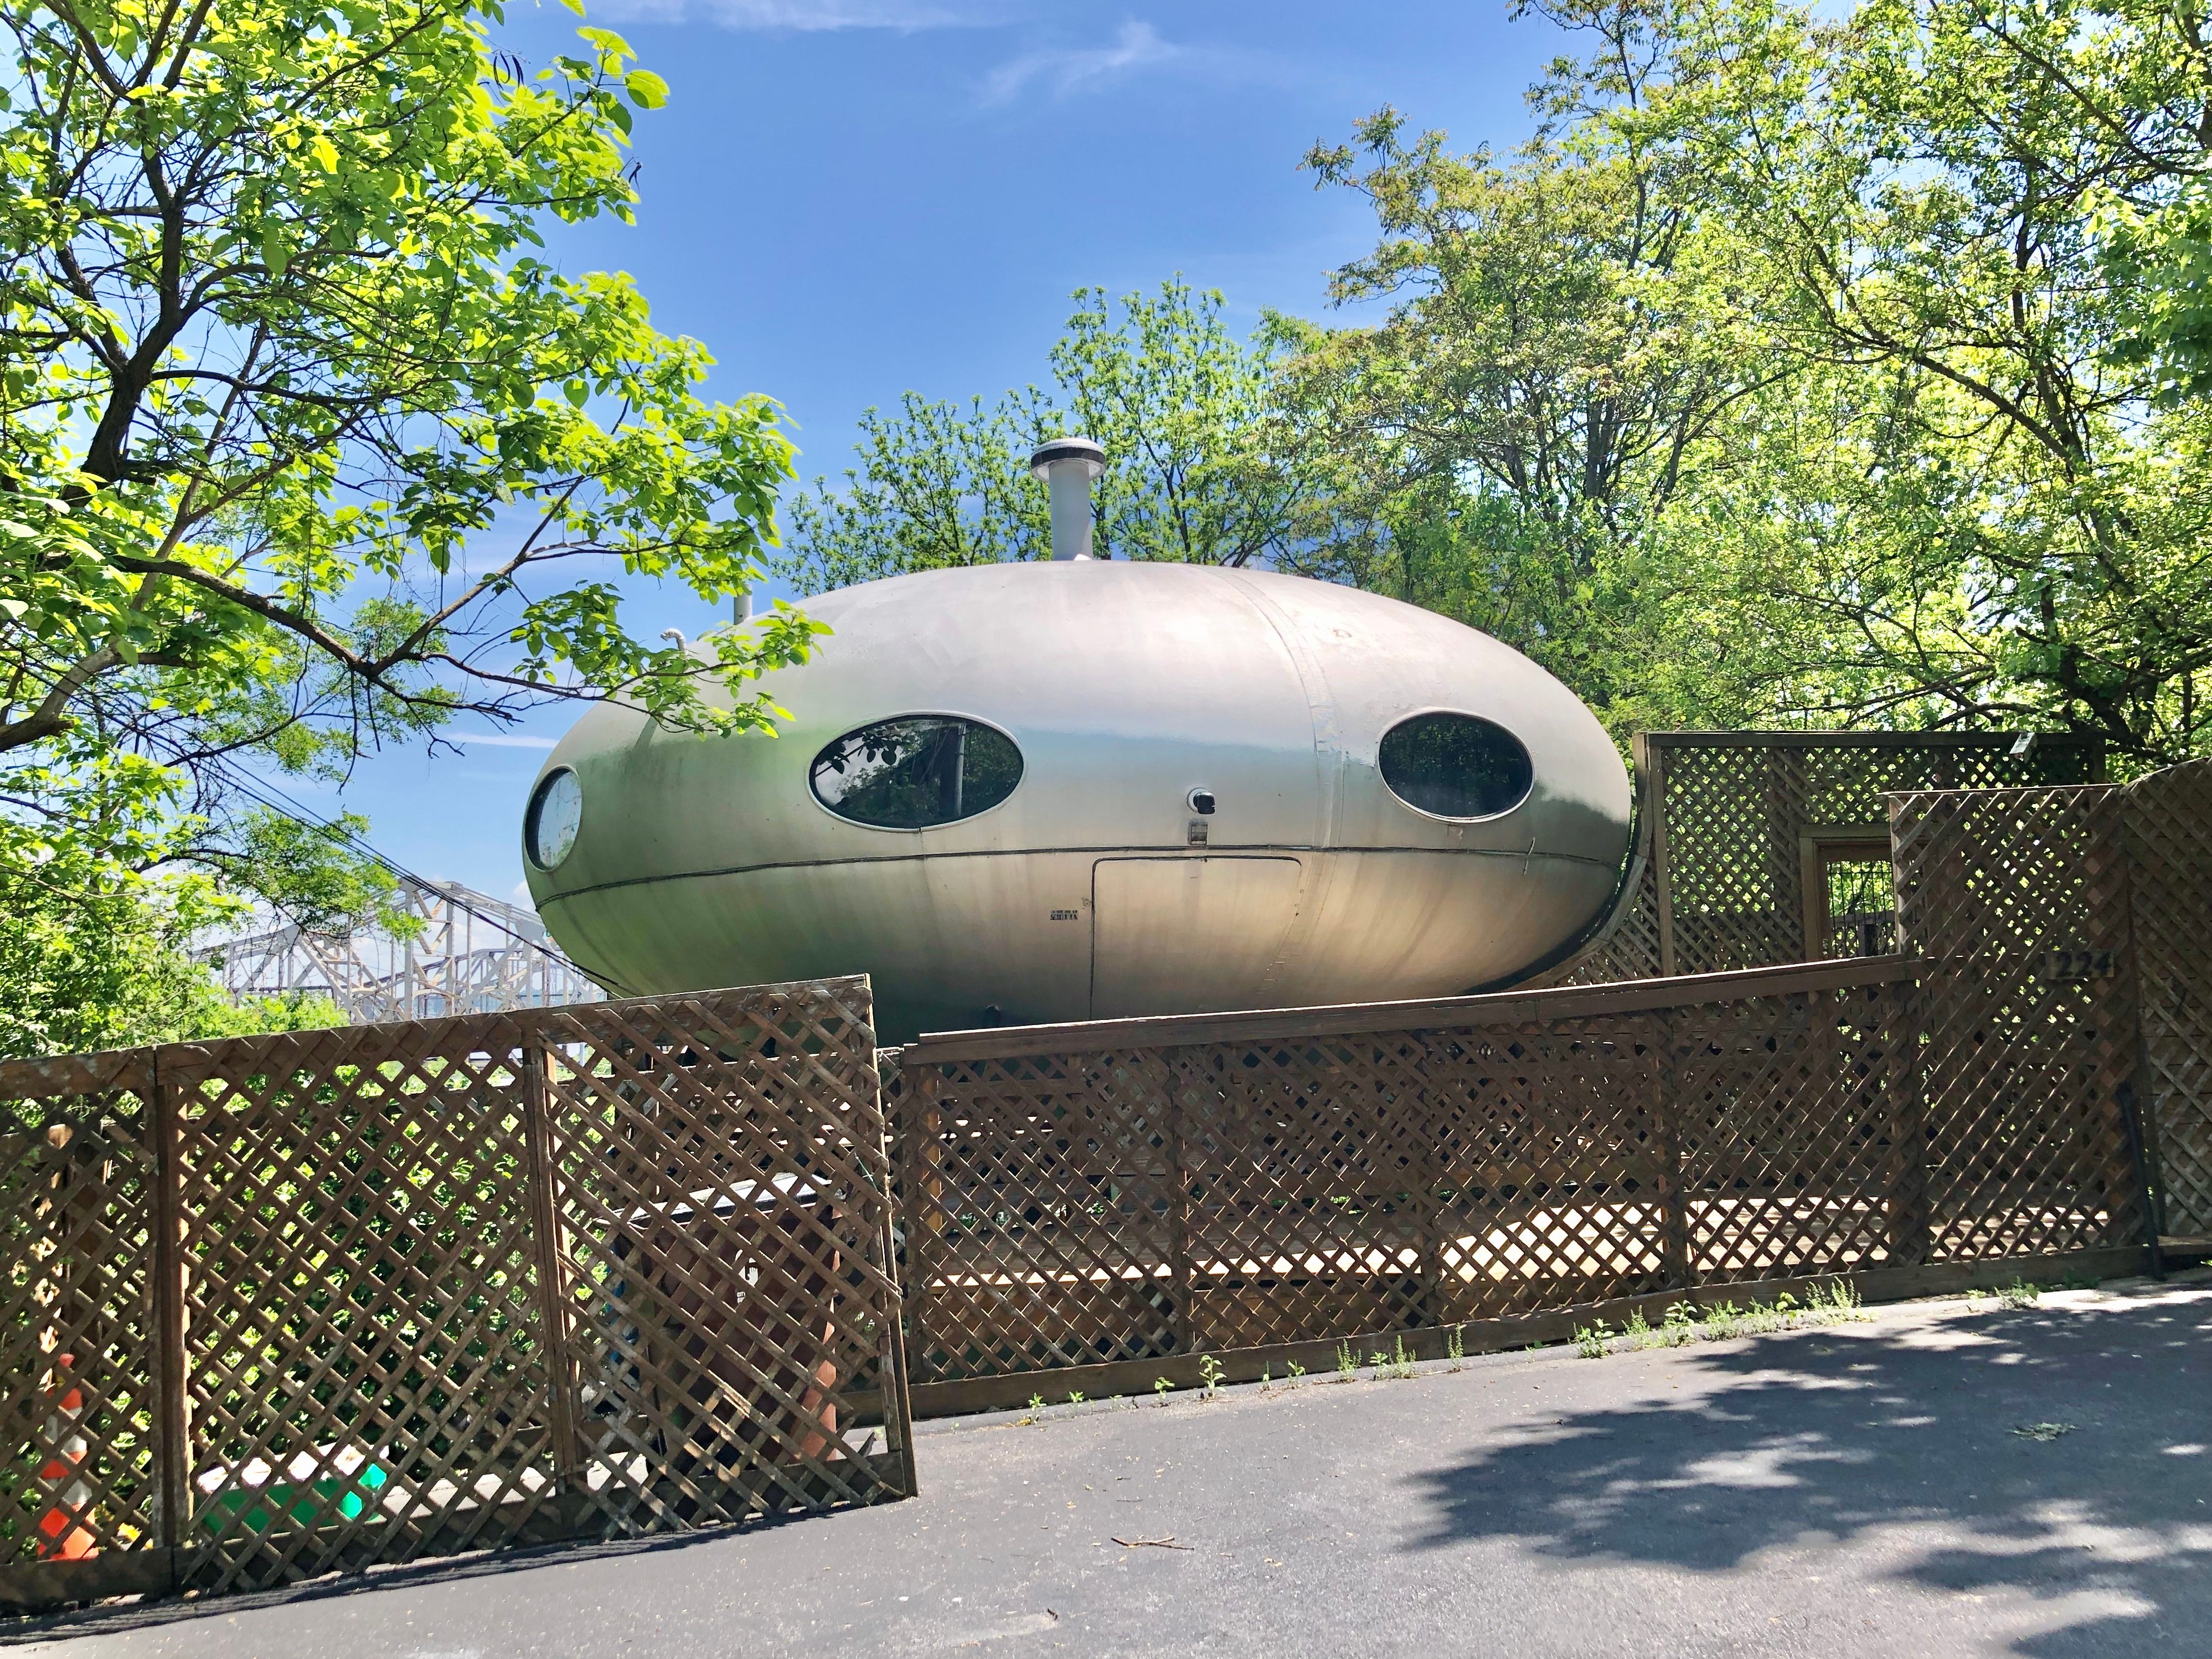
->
[1089,856,1304,1019]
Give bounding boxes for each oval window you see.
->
[525,767,583,868]
[811,716,1023,829]
[1379,713,1534,820]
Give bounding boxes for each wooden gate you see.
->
[0,978,911,1611]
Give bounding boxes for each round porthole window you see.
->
[525,767,583,869]
[1379,713,1534,820]
[811,715,1023,829]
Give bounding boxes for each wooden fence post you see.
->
[1651,746,1678,978]
[1161,1053,1194,1357]
[150,1058,189,1559]
[1414,1043,1445,1330]
[901,1066,940,1389]
[1884,971,1930,1269]
[1653,1012,1691,1290]
[2110,826,2168,1278]
[519,1045,583,1498]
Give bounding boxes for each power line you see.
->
[197,751,592,978]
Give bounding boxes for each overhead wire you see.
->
[194,749,595,980]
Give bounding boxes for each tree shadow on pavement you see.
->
[1407,1285,2212,1658]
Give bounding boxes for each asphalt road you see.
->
[13,1271,2210,1658]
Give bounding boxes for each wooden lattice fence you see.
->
[1558,731,2103,987]
[1888,784,2157,1263]
[888,776,2162,1411]
[0,979,912,1612]
[2123,759,2212,1239]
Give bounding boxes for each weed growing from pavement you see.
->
[1002,1279,1887,1424]
[1573,1279,1868,1359]
[1998,1277,2041,1309]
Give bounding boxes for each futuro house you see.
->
[523,439,1633,1042]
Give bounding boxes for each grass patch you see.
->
[1575,1278,1869,1359]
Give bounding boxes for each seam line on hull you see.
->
[540,842,1620,906]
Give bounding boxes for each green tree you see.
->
[1632,0,2212,761]
[0,0,818,1049]
[1282,0,1795,733]
[776,280,1323,591]
[1297,0,2212,763]
[0,767,349,1057]
[0,0,821,806]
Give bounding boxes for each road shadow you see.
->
[1406,1285,2212,1657]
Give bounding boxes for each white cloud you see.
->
[983,19,1177,104]
[590,0,991,27]
[461,733,560,749]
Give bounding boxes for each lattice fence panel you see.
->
[1175,1035,1434,1351]
[534,983,905,1536]
[1891,785,2147,1262]
[0,1054,159,1577]
[900,1051,1181,1382]
[901,879,2156,1397]
[167,1024,561,1595]
[898,1023,1684,1383]
[1656,745,1797,975]
[0,978,909,1611]
[1670,988,1900,1283]
[2123,759,2212,1238]
[1558,856,1662,987]
[1555,735,2107,986]
[1422,1023,1669,1317]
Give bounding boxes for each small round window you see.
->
[1379,713,1534,820]
[811,716,1023,829]
[525,767,583,868]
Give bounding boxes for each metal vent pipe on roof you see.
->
[1029,436,1106,561]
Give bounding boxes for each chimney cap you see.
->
[1029,435,1105,481]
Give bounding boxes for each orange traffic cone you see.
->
[36,1352,95,1561]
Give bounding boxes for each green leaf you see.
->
[624,70,668,110]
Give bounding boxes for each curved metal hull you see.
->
[526,562,1632,1041]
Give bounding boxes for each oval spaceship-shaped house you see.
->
[523,561,1631,1042]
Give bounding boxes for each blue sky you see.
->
[295,1,1571,905]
